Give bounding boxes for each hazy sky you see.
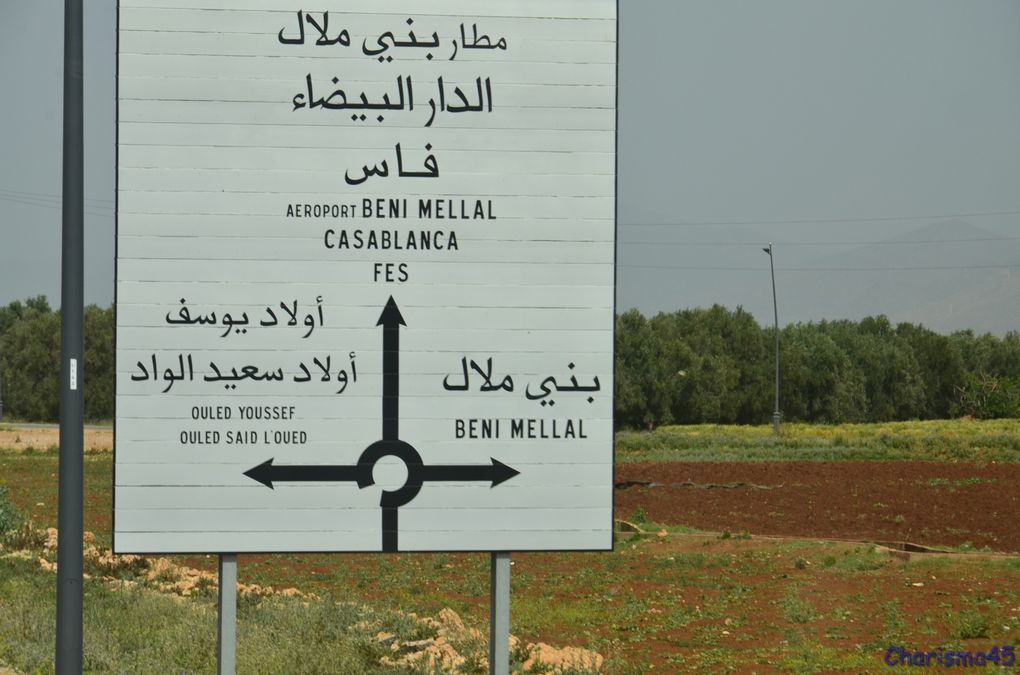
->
[2,1,1019,332]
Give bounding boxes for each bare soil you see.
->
[616,461,1020,552]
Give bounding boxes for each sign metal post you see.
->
[56,0,85,670]
[489,552,511,674]
[217,554,238,675]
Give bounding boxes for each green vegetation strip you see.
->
[616,419,1020,463]
[0,555,458,675]
[7,537,1018,674]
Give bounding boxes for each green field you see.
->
[617,418,1020,463]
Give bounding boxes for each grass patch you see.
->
[0,555,438,674]
[777,644,880,673]
[1,536,1019,673]
[0,486,23,540]
[780,587,816,625]
[949,609,990,640]
[827,546,891,574]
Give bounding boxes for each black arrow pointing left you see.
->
[243,458,361,490]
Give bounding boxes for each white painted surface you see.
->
[115,0,616,554]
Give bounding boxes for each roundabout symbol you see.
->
[243,297,520,551]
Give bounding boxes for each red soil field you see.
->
[615,461,1020,552]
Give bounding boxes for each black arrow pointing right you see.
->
[420,458,520,488]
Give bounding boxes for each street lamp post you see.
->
[762,243,781,434]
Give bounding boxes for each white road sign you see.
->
[115,0,617,553]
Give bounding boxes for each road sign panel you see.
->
[115,0,617,553]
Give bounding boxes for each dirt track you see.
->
[0,426,110,453]
[616,461,1020,552]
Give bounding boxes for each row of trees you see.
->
[616,306,1020,428]
[1,297,1017,425]
[0,297,113,421]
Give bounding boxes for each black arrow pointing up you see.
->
[420,458,520,488]
[243,458,361,490]
[377,296,406,442]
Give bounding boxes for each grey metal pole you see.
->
[56,0,85,671]
[489,552,511,675]
[217,554,238,675]
[764,243,781,434]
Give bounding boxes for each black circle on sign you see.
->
[356,440,424,507]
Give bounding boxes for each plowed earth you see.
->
[615,461,1020,552]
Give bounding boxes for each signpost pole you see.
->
[217,554,238,675]
[489,552,511,675]
[56,0,85,670]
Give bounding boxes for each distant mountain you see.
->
[783,220,1020,335]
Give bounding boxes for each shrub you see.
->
[0,485,24,542]
[950,609,990,640]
